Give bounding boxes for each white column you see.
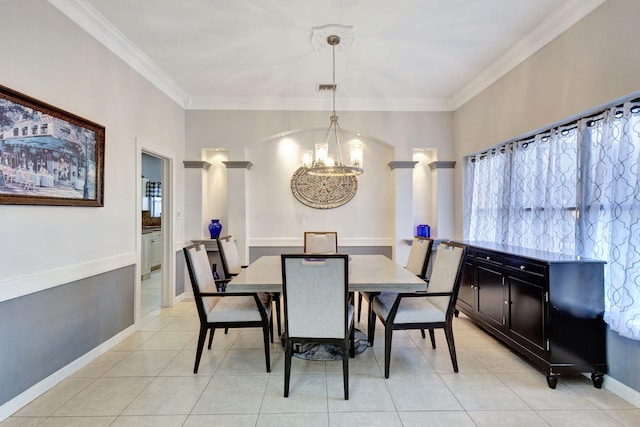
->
[183,160,211,240]
[388,161,418,263]
[429,161,456,240]
[224,161,252,265]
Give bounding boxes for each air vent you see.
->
[317,83,337,92]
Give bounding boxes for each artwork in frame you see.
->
[0,84,104,206]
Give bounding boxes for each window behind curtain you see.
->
[464,97,640,340]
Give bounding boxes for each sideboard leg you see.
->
[546,373,558,389]
[591,372,604,389]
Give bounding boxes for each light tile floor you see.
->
[141,269,161,318]
[3,298,640,427]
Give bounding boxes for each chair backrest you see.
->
[281,254,349,339]
[303,231,338,253]
[183,243,218,316]
[217,235,242,277]
[405,236,434,278]
[425,242,467,314]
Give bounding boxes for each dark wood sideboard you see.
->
[454,241,607,388]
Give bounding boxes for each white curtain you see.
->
[578,101,640,340]
[464,98,640,340]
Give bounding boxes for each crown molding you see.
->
[49,0,190,108]
[451,0,606,110]
[50,0,605,113]
[187,96,453,112]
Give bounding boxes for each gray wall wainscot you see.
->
[0,266,135,405]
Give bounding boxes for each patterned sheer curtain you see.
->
[464,98,640,340]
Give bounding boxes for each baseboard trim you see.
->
[593,373,640,408]
[0,325,136,422]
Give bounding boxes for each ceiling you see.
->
[51,0,605,111]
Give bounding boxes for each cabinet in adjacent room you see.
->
[150,230,162,269]
[141,232,151,280]
[456,241,607,389]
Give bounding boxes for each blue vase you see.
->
[208,219,222,239]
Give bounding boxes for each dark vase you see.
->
[208,219,222,239]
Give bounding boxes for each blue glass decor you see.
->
[208,219,222,239]
[416,224,431,238]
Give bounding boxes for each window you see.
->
[464,97,640,340]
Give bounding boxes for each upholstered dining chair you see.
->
[281,253,355,400]
[368,241,467,378]
[218,235,282,337]
[183,243,273,374]
[303,231,338,253]
[358,236,434,322]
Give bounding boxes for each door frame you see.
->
[135,138,176,324]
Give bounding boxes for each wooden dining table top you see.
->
[226,254,428,293]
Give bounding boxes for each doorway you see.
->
[136,139,176,325]
[141,152,163,316]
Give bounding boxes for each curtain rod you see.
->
[469,96,640,161]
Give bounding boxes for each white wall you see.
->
[0,0,186,299]
[186,110,454,259]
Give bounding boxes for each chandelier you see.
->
[302,35,364,177]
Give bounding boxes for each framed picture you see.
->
[0,84,104,206]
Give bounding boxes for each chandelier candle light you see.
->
[302,35,364,177]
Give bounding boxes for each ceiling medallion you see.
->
[290,167,357,209]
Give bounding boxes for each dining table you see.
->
[226,254,427,293]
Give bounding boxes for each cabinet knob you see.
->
[486,256,491,260]
[520,265,526,270]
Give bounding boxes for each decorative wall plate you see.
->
[290,167,357,209]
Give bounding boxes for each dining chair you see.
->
[183,243,273,373]
[281,253,355,400]
[358,236,433,322]
[368,241,467,378]
[303,231,338,253]
[217,235,282,337]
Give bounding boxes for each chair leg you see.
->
[367,307,376,347]
[269,316,274,343]
[429,329,436,349]
[342,344,349,400]
[349,323,355,358]
[444,324,458,373]
[194,327,208,374]
[357,292,363,322]
[207,327,216,349]
[384,325,394,379]
[420,329,426,338]
[262,322,271,373]
[274,294,282,337]
[284,339,292,397]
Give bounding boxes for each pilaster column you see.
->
[388,161,418,263]
[429,161,456,239]
[183,160,211,240]
[223,161,252,265]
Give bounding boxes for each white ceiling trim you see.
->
[187,95,452,112]
[451,0,607,110]
[49,0,190,108]
[50,0,605,113]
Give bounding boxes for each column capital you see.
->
[223,161,253,170]
[388,161,419,170]
[428,161,456,170]
[183,160,211,170]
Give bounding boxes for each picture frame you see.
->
[0,84,104,206]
